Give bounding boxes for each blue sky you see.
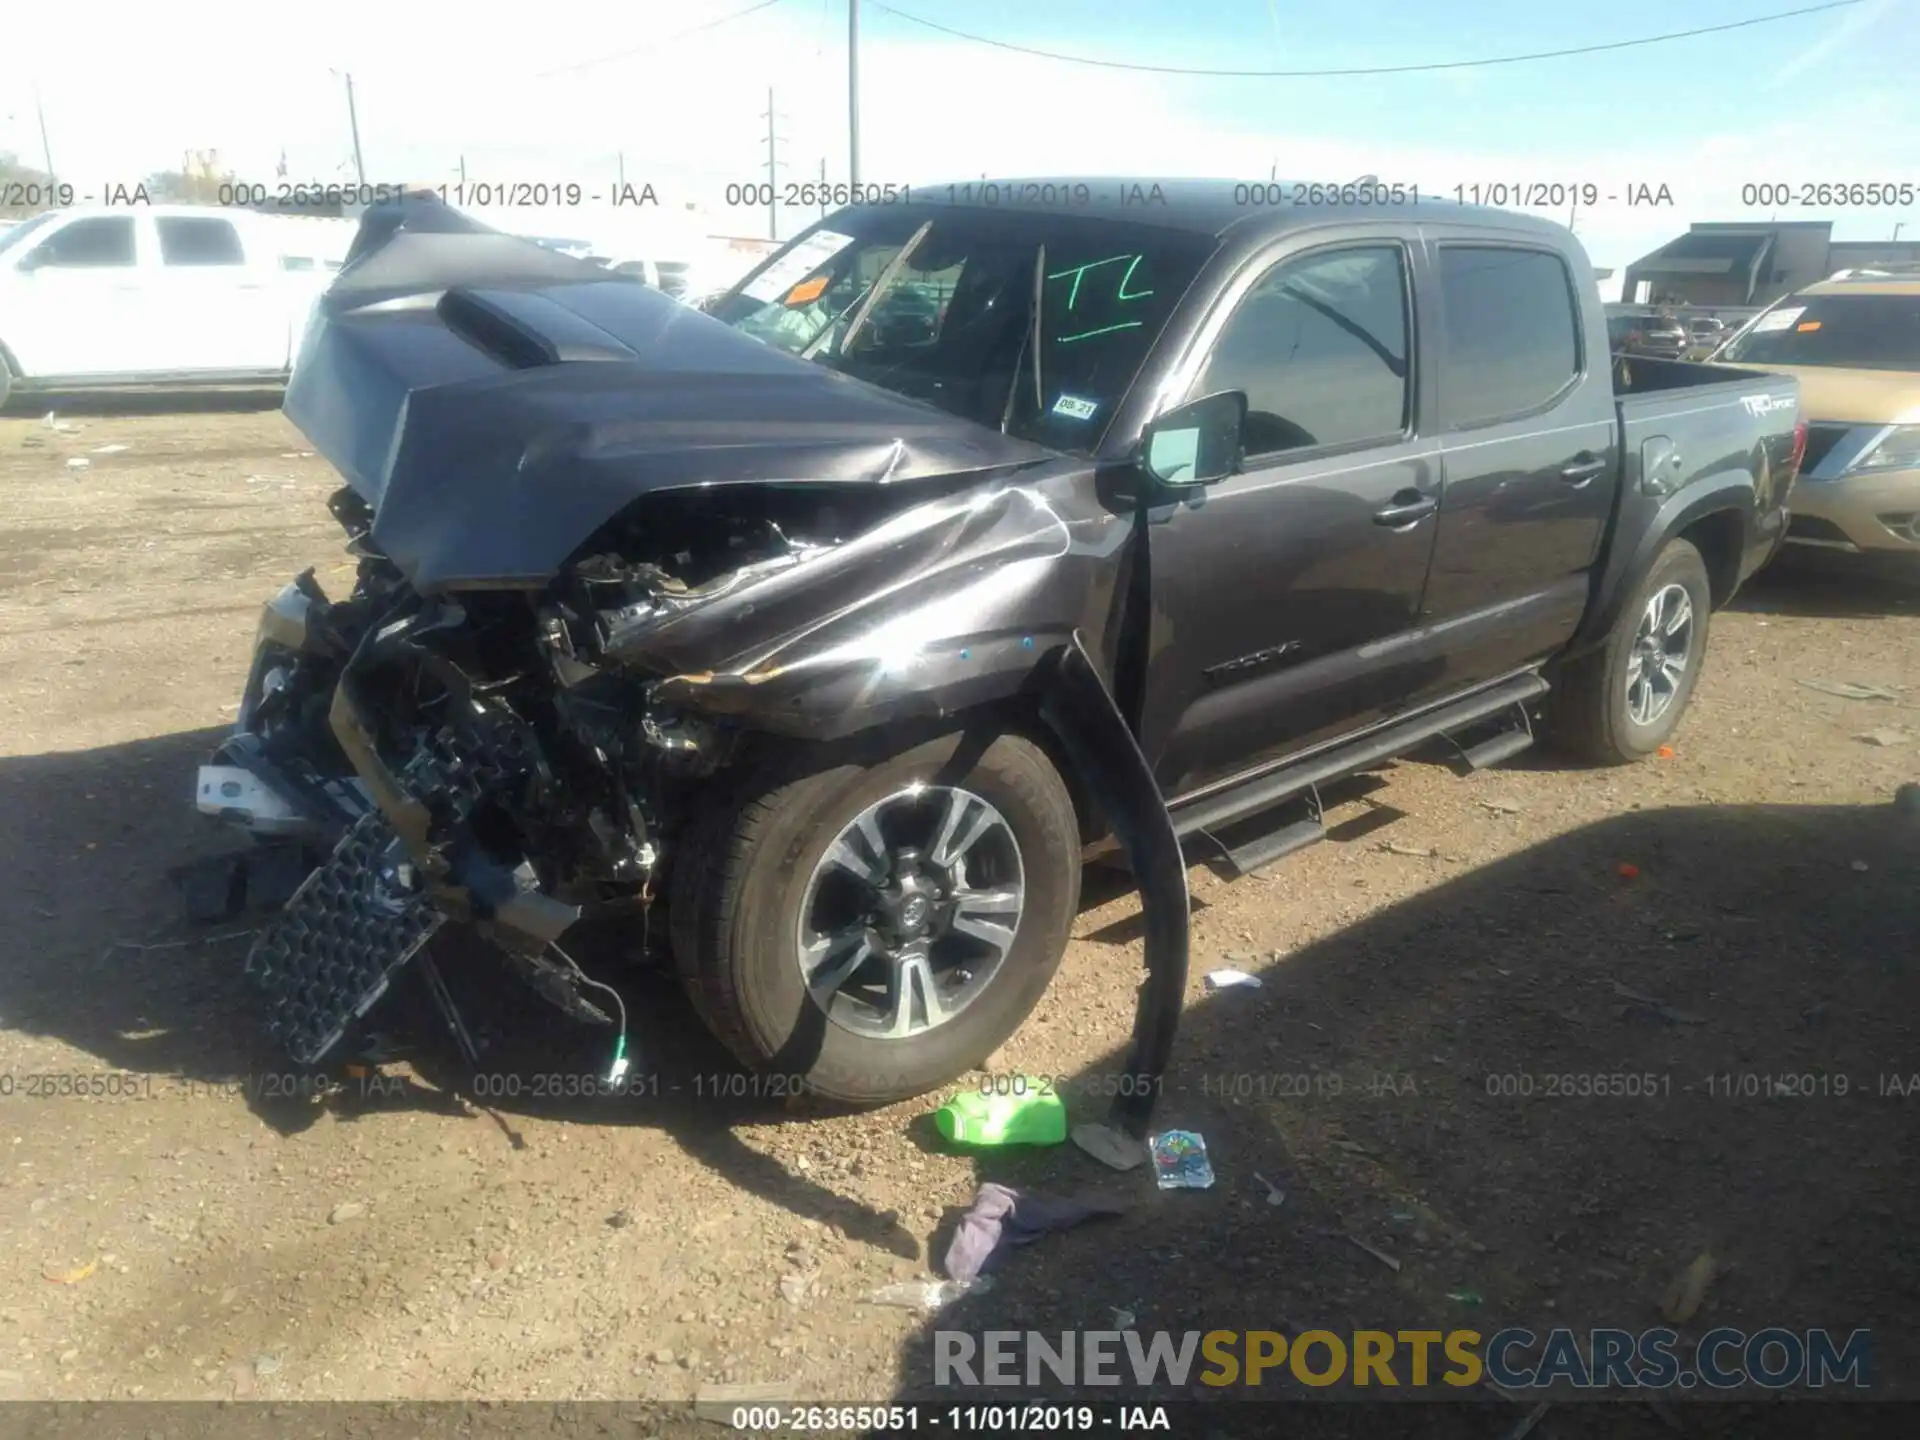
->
[5,0,1916,290]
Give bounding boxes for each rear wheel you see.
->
[669,727,1081,1104]
[1548,538,1712,764]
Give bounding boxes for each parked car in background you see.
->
[1712,274,1920,561]
[201,186,1801,1109]
[1607,309,1689,358]
[0,205,337,409]
[1682,315,1728,360]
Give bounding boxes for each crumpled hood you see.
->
[283,195,1054,594]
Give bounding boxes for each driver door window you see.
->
[1187,245,1412,459]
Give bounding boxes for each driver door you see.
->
[1135,236,1444,800]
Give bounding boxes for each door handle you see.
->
[1373,491,1438,527]
[1561,455,1607,486]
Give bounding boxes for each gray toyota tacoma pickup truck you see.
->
[193,182,1803,1133]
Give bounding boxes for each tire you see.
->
[1548,537,1712,764]
[669,726,1081,1105]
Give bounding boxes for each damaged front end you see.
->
[197,192,1190,1124]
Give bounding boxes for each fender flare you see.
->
[1566,471,1756,660]
[1037,631,1189,1137]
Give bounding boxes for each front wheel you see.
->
[669,727,1081,1105]
[1548,537,1712,764]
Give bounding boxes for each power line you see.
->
[533,0,791,79]
[868,0,1862,78]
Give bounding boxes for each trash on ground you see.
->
[1111,1308,1136,1327]
[1656,745,1676,759]
[43,1259,97,1285]
[1377,840,1437,857]
[1329,1138,1377,1157]
[1447,1288,1485,1305]
[64,457,89,472]
[1071,1122,1148,1171]
[1659,1251,1717,1324]
[932,1082,1066,1147]
[1797,678,1898,702]
[327,1202,366,1225]
[943,1182,1126,1283]
[253,1354,282,1378]
[1616,862,1641,879]
[1344,1235,1402,1272]
[1857,729,1911,747]
[866,1276,990,1312]
[42,412,77,433]
[1611,981,1706,1027]
[1150,1130,1216,1190]
[1479,798,1524,814]
[695,1379,797,1421]
[1850,859,1870,872]
[1203,968,1262,992]
[1251,1172,1286,1207]
[1503,1400,1553,1440]
[778,1272,814,1305]
[89,443,130,455]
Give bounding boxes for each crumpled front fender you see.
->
[606,480,1133,742]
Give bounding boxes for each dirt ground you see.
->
[0,400,1917,1426]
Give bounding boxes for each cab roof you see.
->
[876,176,1574,244]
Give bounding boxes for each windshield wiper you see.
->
[801,220,933,363]
[999,243,1047,435]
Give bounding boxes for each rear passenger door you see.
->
[1418,240,1619,698]
[1140,236,1445,799]
[152,214,285,374]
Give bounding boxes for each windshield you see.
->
[707,208,1214,453]
[0,212,57,259]
[1718,294,1920,371]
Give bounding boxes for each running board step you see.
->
[1171,671,1550,842]
[1217,815,1326,878]
[1457,727,1535,771]
[1446,698,1538,772]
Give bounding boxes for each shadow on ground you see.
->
[876,796,1920,1426]
[1734,551,1920,621]
[10,389,287,419]
[0,727,922,1256]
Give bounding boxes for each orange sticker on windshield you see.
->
[784,276,829,306]
[1796,321,1822,331]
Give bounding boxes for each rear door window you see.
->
[157,216,246,266]
[1437,246,1581,428]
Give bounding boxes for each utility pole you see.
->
[1895,222,1906,243]
[344,72,366,184]
[819,158,828,218]
[618,151,626,189]
[848,0,861,188]
[34,88,55,185]
[761,88,788,241]
[459,154,467,185]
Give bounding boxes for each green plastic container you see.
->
[933,1083,1067,1147]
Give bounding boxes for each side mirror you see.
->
[1139,390,1246,487]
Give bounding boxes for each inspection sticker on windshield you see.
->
[1051,393,1101,421]
[1750,306,1805,334]
[743,230,857,303]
